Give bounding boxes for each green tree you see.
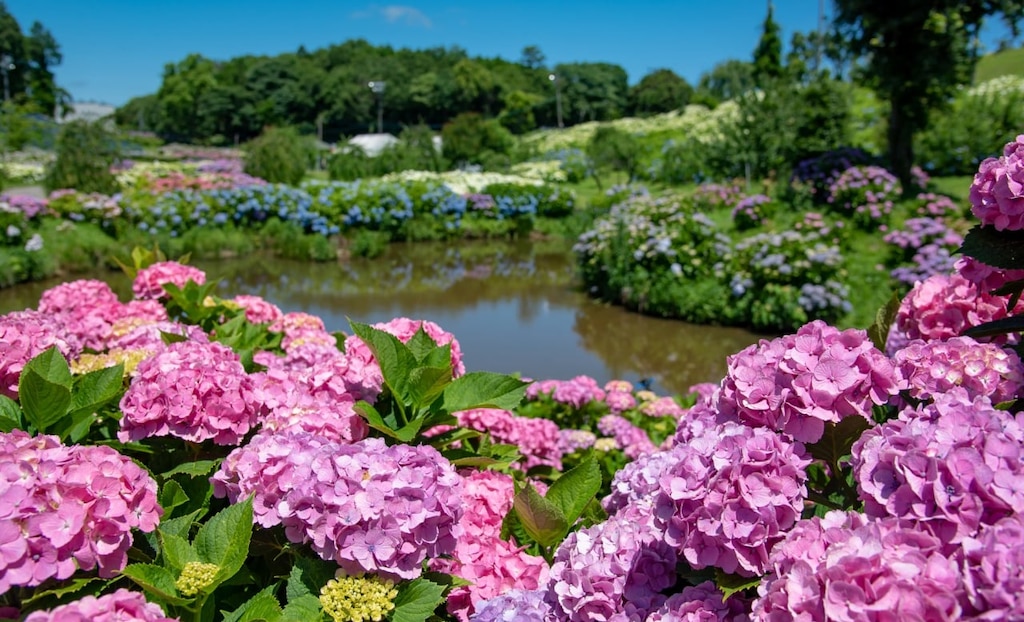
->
[694,59,756,106]
[498,89,540,134]
[628,68,693,116]
[24,21,63,116]
[0,2,27,100]
[44,120,120,194]
[833,0,1024,187]
[553,62,629,123]
[587,125,642,189]
[753,3,784,85]
[519,45,546,70]
[156,54,218,141]
[441,112,513,166]
[243,126,310,185]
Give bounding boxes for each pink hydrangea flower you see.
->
[889,273,1024,353]
[956,256,1024,295]
[132,261,207,300]
[959,514,1024,617]
[455,408,563,471]
[38,279,120,314]
[969,134,1024,231]
[640,396,686,418]
[213,433,462,581]
[119,340,259,445]
[852,389,1024,548]
[432,471,549,621]
[0,432,161,594]
[230,294,283,324]
[469,589,551,622]
[597,414,655,459]
[892,336,1023,405]
[718,320,901,444]
[251,365,368,443]
[106,320,210,352]
[753,515,962,620]
[23,588,176,621]
[0,310,75,399]
[646,582,750,621]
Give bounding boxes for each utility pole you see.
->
[548,73,563,129]
[0,55,12,103]
[368,81,386,133]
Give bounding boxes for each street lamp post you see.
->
[368,80,386,133]
[548,73,563,129]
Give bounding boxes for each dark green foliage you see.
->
[243,126,309,185]
[628,69,693,116]
[552,62,629,123]
[694,59,756,107]
[441,112,513,166]
[586,126,642,189]
[44,120,120,194]
[753,4,784,85]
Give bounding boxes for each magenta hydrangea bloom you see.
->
[892,336,1023,405]
[119,340,259,445]
[0,310,75,399]
[646,582,750,621]
[230,294,283,324]
[657,422,809,577]
[23,588,177,621]
[959,514,1024,617]
[956,255,1024,295]
[455,408,563,471]
[559,429,597,453]
[526,375,607,409]
[544,513,679,622]
[213,433,462,581]
[251,366,368,443]
[38,279,120,314]
[597,414,655,459]
[752,515,962,620]
[132,261,207,300]
[344,317,467,379]
[889,273,1023,352]
[432,470,549,621]
[852,389,1024,548]
[718,320,901,443]
[640,396,686,419]
[269,311,336,350]
[604,389,637,414]
[602,448,678,537]
[0,431,161,594]
[969,134,1024,231]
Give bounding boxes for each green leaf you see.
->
[158,480,190,516]
[53,409,96,443]
[392,418,426,443]
[441,372,528,413]
[160,331,188,345]
[500,506,532,546]
[353,401,402,439]
[963,315,1024,339]
[281,595,322,622]
[512,482,569,548]
[406,365,453,413]
[959,225,1024,272]
[866,292,901,353]
[194,496,253,585]
[0,395,23,433]
[349,321,418,401]
[221,585,282,622]
[714,568,762,599]
[163,460,219,478]
[405,328,441,362]
[18,346,73,433]
[805,416,873,465]
[120,563,192,605]
[285,556,337,602]
[160,532,199,572]
[20,577,104,606]
[545,456,602,526]
[70,363,124,416]
[391,577,445,622]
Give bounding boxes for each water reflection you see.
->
[0,240,764,395]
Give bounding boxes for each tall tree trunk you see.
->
[887,102,914,194]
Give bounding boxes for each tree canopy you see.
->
[0,2,64,115]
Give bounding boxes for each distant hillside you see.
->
[974,46,1024,84]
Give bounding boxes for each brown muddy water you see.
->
[0,240,766,396]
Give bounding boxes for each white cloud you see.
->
[352,4,432,28]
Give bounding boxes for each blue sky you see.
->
[5,1,1020,106]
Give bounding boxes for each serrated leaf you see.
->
[158,480,190,515]
[221,585,282,622]
[391,578,445,622]
[805,416,873,465]
[70,363,124,416]
[350,321,418,401]
[281,595,322,621]
[163,460,219,478]
[500,505,532,546]
[545,457,602,526]
[160,331,188,345]
[441,372,528,413]
[0,395,23,433]
[120,563,192,605]
[963,315,1024,339]
[18,346,73,433]
[160,532,199,572]
[20,576,104,606]
[392,418,425,443]
[959,225,1024,272]
[54,409,96,443]
[714,568,762,599]
[406,365,452,413]
[866,292,901,353]
[194,496,253,585]
[512,482,569,548]
[420,571,472,588]
[159,510,202,539]
[285,555,337,603]
[353,401,402,439]
[405,328,440,362]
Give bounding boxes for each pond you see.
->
[0,239,767,396]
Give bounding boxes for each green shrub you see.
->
[587,126,643,188]
[243,126,310,185]
[441,113,513,166]
[348,229,390,258]
[44,120,121,194]
[327,146,373,181]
